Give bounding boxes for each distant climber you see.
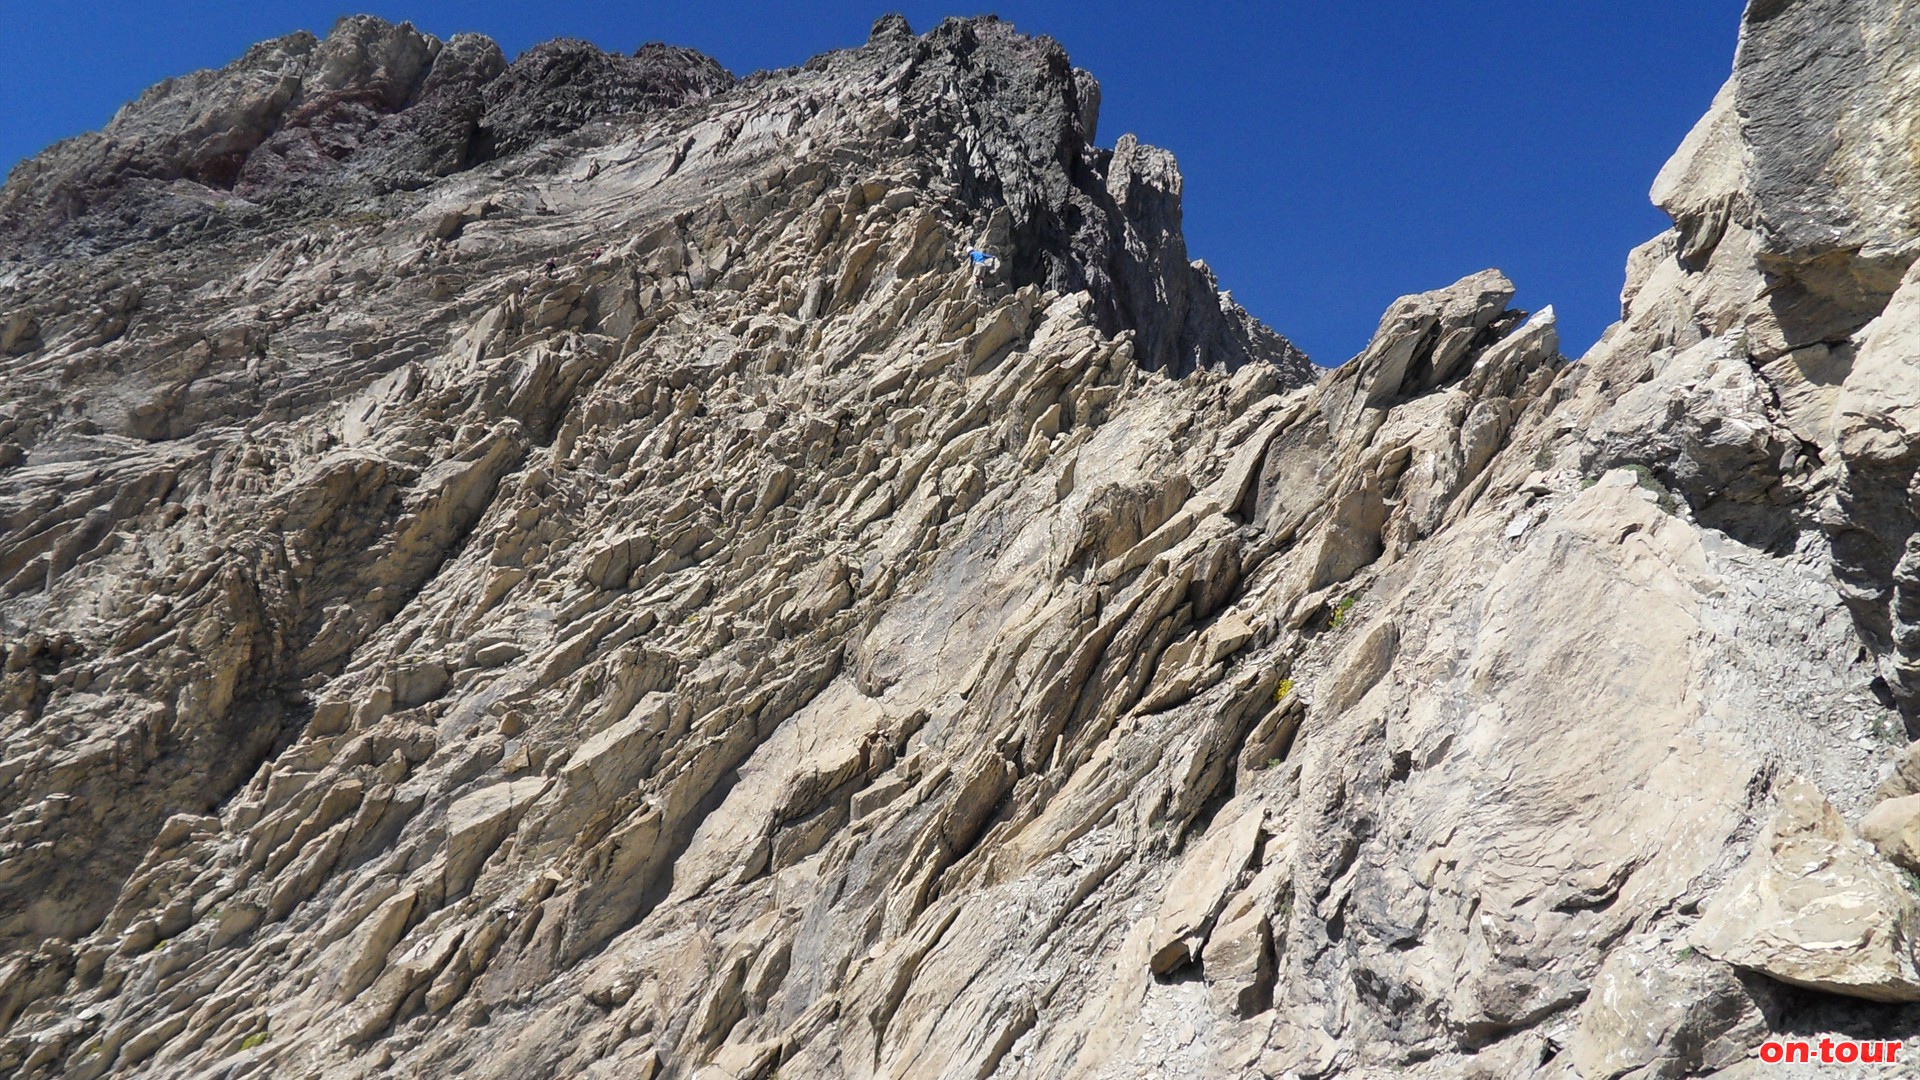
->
[965,247,1000,290]
[544,256,558,276]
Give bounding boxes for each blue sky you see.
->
[0,2,1738,364]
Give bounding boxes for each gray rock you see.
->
[1737,0,1920,342]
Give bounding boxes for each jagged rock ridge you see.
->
[3,3,1920,1077]
[0,18,733,248]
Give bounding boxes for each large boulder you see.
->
[1694,778,1920,1003]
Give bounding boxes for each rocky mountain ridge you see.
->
[1,5,1918,1078]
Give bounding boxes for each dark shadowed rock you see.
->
[0,18,731,253]
[469,40,734,162]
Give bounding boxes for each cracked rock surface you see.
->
[4,5,1920,1078]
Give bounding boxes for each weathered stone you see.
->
[1695,778,1920,1003]
[1568,941,1766,1080]
[1148,806,1263,975]
[1860,793,1920,871]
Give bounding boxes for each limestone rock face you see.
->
[1737,0,1920,328]
[2,5,1920,1079]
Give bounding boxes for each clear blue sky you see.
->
[0,2,1738,364]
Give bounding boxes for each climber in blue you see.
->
[965,246,1000,290]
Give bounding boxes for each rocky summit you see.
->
[2,4,1919,1077]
